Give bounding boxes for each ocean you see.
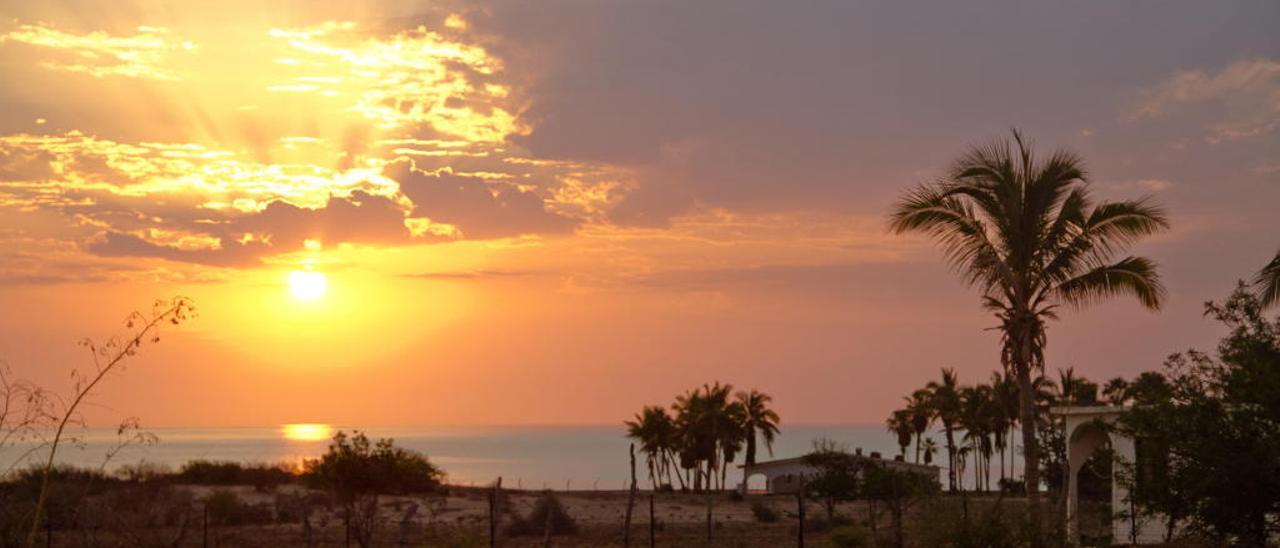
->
[1,424,924,490]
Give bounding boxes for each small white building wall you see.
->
[1057,406,1168,545]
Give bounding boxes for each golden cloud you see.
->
[0,23,193,80]
[267,21,527,142]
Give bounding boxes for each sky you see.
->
[0,0,1276,428]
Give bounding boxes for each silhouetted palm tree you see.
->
[625,405,677,490]
[890,130,1168,533]
[927,368,962,491]
[990,370,1018,482]
[1102,377,1129,406]
[905,389,934,463]
[1254,249,1280,308]
[921,438,938,466]
[887,408,914,459]
[736,389,780,468]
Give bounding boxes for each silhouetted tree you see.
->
[890,130,1168,540]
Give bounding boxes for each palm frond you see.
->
[1252,249,1280,308]
[1054,256,1165,310]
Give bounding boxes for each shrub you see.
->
[751,500,779,523]
[178,460,293,489]
[302,431,443,500]
[204,489,274,526]
[826,524,874,548]
[505,491,577,536]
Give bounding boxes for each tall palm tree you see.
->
[1254,249,1280,308]
[990,371,1018,483]
[736,389,781,468]
[905,389,934,463]
[887,408,914,459]
[927,368,962,491]
[890,130,1168,533]
[673,382,744,492]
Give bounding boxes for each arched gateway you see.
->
[1050,405,1170,545]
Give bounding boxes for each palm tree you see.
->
[1253,249,1280,308]
[625,405,674,490]
[1102,377,1129,406]
[990,371,1018,483]
[890,130,1168,533]
[905,389,934,463]
[673,382,744,492]
[736,389,781,469]
[927,368,962,491]
[887,409,914,459]
[921,438,938,466]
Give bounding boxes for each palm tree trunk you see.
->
[944,427,957,491]
[1015,359,1043,546]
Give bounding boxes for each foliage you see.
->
[203,488,273,526]
[178,460,293,490]
[862,463,940,548]
[750,500,779,522]
[825,523,875,548]
[303,430,443,548]
[505,491,578,536]
[303,430,443,500]
[889,129,1169,538]
[804,438,862,520]
[1114,284,1280,545]
[1253,248,1280,308]
[624,383,779,492]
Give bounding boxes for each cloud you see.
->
[1133,58,1280,143]
[0,23,193,80]
[267,21,525,141]
[387,159,575,240]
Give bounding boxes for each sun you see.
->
[288,270,328,301]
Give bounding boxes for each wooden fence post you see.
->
[490,477,503,548]
[624,444,637,547]
[648,493,656,548]
[797,492,805,548]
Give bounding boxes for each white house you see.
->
[738,449,940,495]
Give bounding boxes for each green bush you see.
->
[505,491,577,536]
[826,524,874,548]
[750,500,779,522]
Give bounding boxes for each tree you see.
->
[905,389,934,464]
[625,405,677,489]
[889,130,1168,538]
[921,438,937,466]
[736,389,780,468]
[926,368,962,491]
[26,297,195,548]
[863,463,940,548]
[1115,284,1280,544]
[803,438,862,520]
[304,431,443,547]
[1253,248,1280,308]
[886,409,914,460]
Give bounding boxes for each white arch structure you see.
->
[1052,405,1168,545]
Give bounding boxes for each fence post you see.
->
[624,444,637,547]
[203,501,209,548]
[705,491,713,543]
[648,493,656,548]
[490,476,502,548]
[797,492,805,548]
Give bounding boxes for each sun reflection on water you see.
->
[281,423,333,442]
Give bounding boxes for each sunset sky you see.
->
[0,1,1276,428]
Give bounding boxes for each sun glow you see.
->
[281,423,333,442]
[288,269,328,301]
